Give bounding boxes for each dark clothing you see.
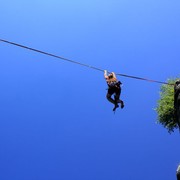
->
[177,166,180,180]
[107,81,122,88]
[106,81,124,110]
[107,84,121,104]
[177,171,180,180]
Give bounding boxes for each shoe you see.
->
[113,104,119,111]
[121,102,124,109]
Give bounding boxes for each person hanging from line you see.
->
[104,70,124,111]
[174,79,180,130]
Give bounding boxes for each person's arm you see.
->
[104,70,108,80]
[112,72,117,81]
[112,72,116,78]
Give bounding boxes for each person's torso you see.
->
[107,80,120,88]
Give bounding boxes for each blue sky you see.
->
[0,1,180,180]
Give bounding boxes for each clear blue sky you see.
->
[0,1,180,180]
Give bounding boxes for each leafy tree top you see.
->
[155,78,179,133]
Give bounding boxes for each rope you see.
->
[0,39,104,72]
[116,73,172,85]
[0,38,173,86]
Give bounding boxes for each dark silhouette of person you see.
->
[177,165,180,180]
[174,79,180,129]
[104,70,124,111]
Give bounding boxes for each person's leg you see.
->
[114,88,124,109]
[106,89,115,105]
[106,88,119,111]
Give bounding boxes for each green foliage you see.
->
[155,79,178,133]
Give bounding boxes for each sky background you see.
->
[0,0,180,180]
